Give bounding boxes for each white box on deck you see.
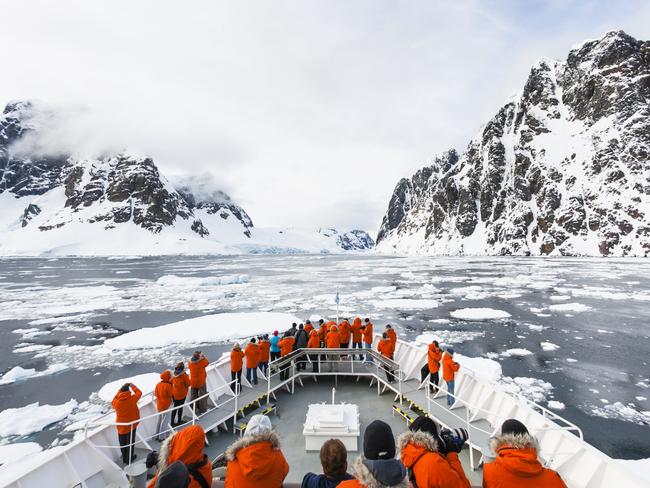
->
[303,403,360,451]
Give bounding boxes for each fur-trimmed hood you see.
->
[397,430,439,453]
[490,432,538,452]
[224,431,285,482]
[349,456,409,488]
[157,425,206,473]
[225,431,281,461]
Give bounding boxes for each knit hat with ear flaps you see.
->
[409,415,440,438]
[501,419,529,436]
[363,420,395,460]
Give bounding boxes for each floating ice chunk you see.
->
[498,376,554,403]
[96,373,161,402]
[590,402,650,425]
[637,381,650,389]
[566,358,578,363]
[450,308,510,320]
[372,299,438,310]
[156,274,249,286]
[548,401,566,410]
[103,312,302,350]
[500,348,533,358]
[0,364,68,385]
[636,396,647,401]
[415,331,484,347]
[0,400,77,437]
[540,342,560,351]
[549,303,591,313]
[13,344,53,353]
[549,295,571,301]
[0,442,42,465]
[429,319,451,324]
[528,324,545,331]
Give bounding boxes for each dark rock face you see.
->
[318,228,375,251]
[0,102,254,240]
[377,31,650,257]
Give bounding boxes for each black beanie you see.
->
[501,419,529,436]
[409,416,439,438]
[155,461,190,488]
[364,420,395,460]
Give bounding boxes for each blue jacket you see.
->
[301,472,353,488]
[270,335,280,353]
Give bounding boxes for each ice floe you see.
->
[103,312,301,350]
[372,299,438,310]
[156,274,249,286]
[540,342,560,351]
[449,308,510,320]
[589,402,650,425]
[548,303,591,313]
[499,348,534,358]
[547,400,566,410]
[0,364,68,385]
[0,442,42,465]
[0,400,77,438]
[415,331,485,347]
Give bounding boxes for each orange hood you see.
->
[397,430,439,468]
[225,431,281,480]
[492,433,543,477]
[160,370,171,382]
[163,425,206,467]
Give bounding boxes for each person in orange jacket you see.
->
[442,348,460,407]
[307,329,321,373]
[112,382,142,464]
[225,414,289,488]
[338,319,351,348]
[258,334,271,375]
[148,424,212,488]
[351,317,363,360]
[278,334,295,380]
[154,370,173,442]
[385,324,397,359]
[171,362,190,426]
[377,333,395,383]
[188,351,209,416]
[398,415,470,488]
[317,319,327,346]
[338,420,407,488]
[483,419,568,488]
[362,318,374,363]
[230,343,244,393]
[305,320,314,334]
[244,338,260,386]
[420,340,443,392]
[325,325,341,372]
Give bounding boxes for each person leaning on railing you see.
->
[171,363,191,426]
[442,348,460,407]
[398,416,470,488]
[112,382,142,464]
[385,324,397,359]
[377,333,395,383]
[278,333,295,380]
[338,319,351,348]
[420,340,442,392]
[258,334,270,375]
[188,351,209,416]
[351,317,363,360]
[153,370,173,442]
[483,419,568,488]
[325,325,340,372]
[230,344,244,393]
[362,318,374,363]
[307,329,321,373]
[244,338,260,385]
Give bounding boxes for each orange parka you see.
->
[326,328,341,348]
[305,323,314,334]
[225,431,289,488]
[148,425,212,488]
[279,336,295,357]
[259,340,270,362]
[231,348,244,372]
[428,344,443,373]
[338,321,351,345]
[377,338,392,359]
[112,384,142,435]
[244,343,260,369]
[362,322,373,344]
[154,371,173,412]
[386,328,397,355]
[307,331,320,349]
[398,430,470,488]
[171,370,191,401]
[351,317,362,343]
[483,434,568,488]
[188,357,209,389]
[442,353,460,382]
[318,324,327,342]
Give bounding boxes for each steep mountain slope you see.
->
[0,101,373,255]
[376,31,650,256]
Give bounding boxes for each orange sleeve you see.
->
[442,452,471,488]
[131,384,142,400]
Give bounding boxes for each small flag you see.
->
[335,291,340,305]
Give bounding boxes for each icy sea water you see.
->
[0,255,649,459]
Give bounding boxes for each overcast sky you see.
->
[1,1,649,234]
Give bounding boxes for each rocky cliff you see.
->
[376,31,650,256]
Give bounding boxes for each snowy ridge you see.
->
[0,102,374,256]
[377,31,650,257]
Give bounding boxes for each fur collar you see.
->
[491,432,538,452]
[349,456,409,488]
[225,431,281,461]
[157,430,174,472]
[397,430,439,453]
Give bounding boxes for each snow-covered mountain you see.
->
[0,101,373,256]
[376,31,650,257]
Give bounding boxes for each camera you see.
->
[438,427,468,454]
